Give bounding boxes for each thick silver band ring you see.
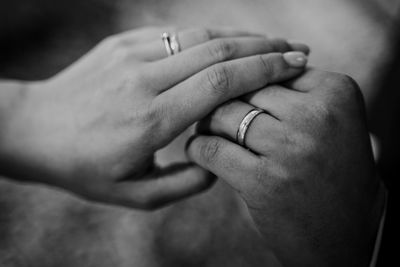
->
[161,32,181,56]
[237,108,266,148]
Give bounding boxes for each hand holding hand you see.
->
[0,27,308,209]
[188,69,385,266]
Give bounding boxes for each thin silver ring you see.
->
[170,33,181,55]
[161,32,173,56]
[236,108,266,148]
[161,32,181,56]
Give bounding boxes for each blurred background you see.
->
[0,0,398,266]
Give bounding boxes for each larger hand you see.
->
[0,27,308,209]
[188,69,385,266]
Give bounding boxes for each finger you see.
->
[256,38,310,55]
[119,27,262,46]
[153,52,308,142]
[242,84,305,119]
[116,26,177,44]
[143,39,310,90]
[109,163,215,209]
[289,41,310,55]
[197,100,281,155]
[136,28,267,61]
[186,135,260,191]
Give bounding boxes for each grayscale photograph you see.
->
[0,0,397,266]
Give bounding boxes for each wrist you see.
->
[0,80,29,170]
[0,79,28,133]
[252,177,387,267]
[0,80,49,182]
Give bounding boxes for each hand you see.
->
[187,69,386,266]
[0,27,309,209]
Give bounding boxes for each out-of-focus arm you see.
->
[370,183,388,267]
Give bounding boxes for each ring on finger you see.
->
[236,108,266,148]
[170,33,181,54]
[161,32,181,56]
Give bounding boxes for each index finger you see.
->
[153,51,308,144]
[139,27,268,61]
[143,38,310,92]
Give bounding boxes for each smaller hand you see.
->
[0,27,308,209]
[187,69,386,266]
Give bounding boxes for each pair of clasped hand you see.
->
[0,27,385,266]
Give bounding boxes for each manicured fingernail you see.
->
[288,41,311,55]
[283,51,308,67]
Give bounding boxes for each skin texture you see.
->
[1,0,396,266]
[189,69,386,266]
[0,27,309,209]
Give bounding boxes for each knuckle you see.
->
[205,64,232,95]
[99,35,133,64]
[336,74,361,97]
[334,73,357,88]
[323,73,356,93]
[270,38,291,52]
[258,55,276,80]
[143,104,164,133]
[322,73,364,105]
[145,101,182,145]
[141,105,159,125]
[199,138,222,163]
[207,39,236,61]
[101,34,124,49]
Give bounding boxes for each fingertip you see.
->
[283,51,308,68]
[185,134,198,157]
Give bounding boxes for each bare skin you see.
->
[0,27,308,209]
[190,69,386,266]
[0,27,309,266]
[1,0,393,265]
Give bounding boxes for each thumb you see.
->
[109,163,216,209]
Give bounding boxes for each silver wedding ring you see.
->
[161,32,181,56]
[237,108,266,148]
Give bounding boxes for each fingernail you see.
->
[283,51,308,67]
